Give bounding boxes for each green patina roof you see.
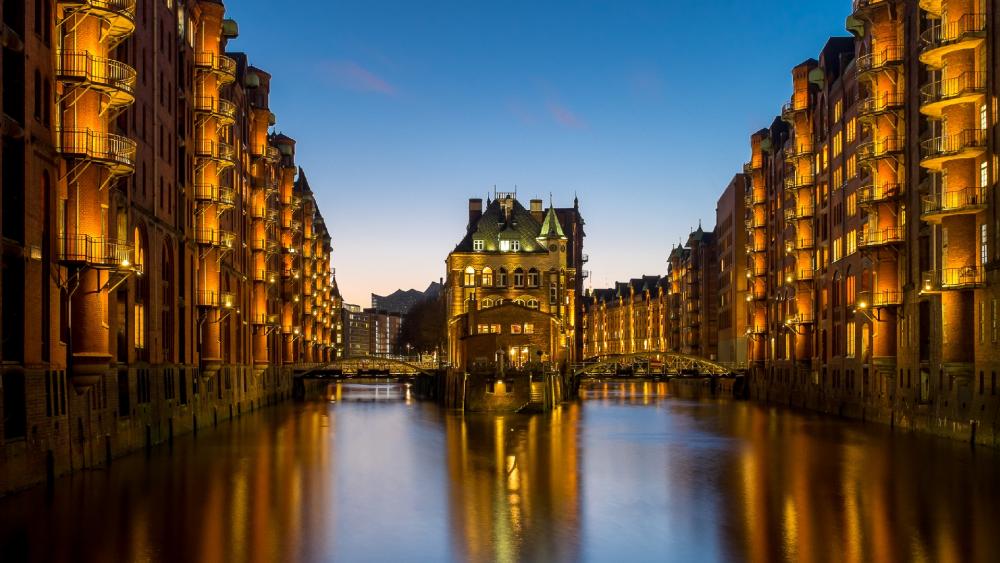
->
[538,206,566,239]
[454,198,546,253]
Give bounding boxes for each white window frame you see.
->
[473,239,484,251]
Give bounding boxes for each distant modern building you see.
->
[371,282,442,315]
[445,193,582,371]
[342,304,372,357]
[365,308,403,356]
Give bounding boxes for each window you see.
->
[513,268,525,287]
[497,268,508,287]
[846,119,856,143]
[499,240,511,252]
[982,104,988,131]
[512,240,520,252]
[524,323,535,334]
[847,323,856,357]
[833,131,842,158]
[549,283,558,305]
[491,324,501,334]
[982,161,989,188]
[833,238,842,262]
[527,299,539,309]
[510,324,522,334]
[847,192,857,218]
[463,266,476,287]
[481,267,493,287]
[981,302,986,344]
[847,230,857,256]
[992,300,997,344]
[982,224,988,266]
[847,155,856,180]
[527,268,539,287]
[473,239,484,251]
[834,100,842,122]
[134,304,145,349]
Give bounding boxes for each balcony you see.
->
[787,313,815,325]
[58,235,133,270]
[857,182,902,207]
[194,183,235,209]
[249,205,267,220]
[852,0,892,15]
[856,136,904,165]
[780,97,808,123]
[282,267,301,280]
[922,267,985,292]
[194,229,235,249]
[251,144,282,164]
[250,313,278,326]
[60,0,136,41]
[196,290,236,309]
[920,187,987,223]
[748,239,767,254]
[57,128,136,176]
[784,174,815,191]
[746,324,767,336]
[856,92,904,120]
[289,219,303,232]
[859,226,904,248]
[783,141,814,164]
[56,51,136,108]
[858,290,903,309]
[749,189,767,205]
[919,14,987,68]
[194,52,237,84]
[919,72,986,118]
[746,214,767,230]
[253,269,279,283]
[786,238,815,252]
[742,161,762,175]
[856,45,904,77]
[920,129,987,170]
[194,139,237,169]
[251,238,279,254]
[784,205,815,223]
[193,96,237,126]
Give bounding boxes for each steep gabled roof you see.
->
[539,206,566,239]
[453,198,546,253]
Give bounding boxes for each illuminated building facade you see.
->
[445,194,582,371]
[0,0,340,493]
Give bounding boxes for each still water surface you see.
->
[1,382,999,562]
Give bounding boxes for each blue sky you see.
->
[225,0,853,306]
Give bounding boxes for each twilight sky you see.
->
[225,0,852,306]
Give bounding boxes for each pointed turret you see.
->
[538,205,566,240]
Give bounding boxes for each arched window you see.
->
[528,299,539,309]
[482,297,493,309]
[513,268,525,288]
[497,268,508,287]
[482,267,493,287]
[527,268,539,287]
[515,298,526,307]
[463,266,476,287]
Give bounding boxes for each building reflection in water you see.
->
[445,405,582,563]
[0,381,998,562]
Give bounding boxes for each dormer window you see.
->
[473,239,484,251]
[499,240,511,252]
[512,241,521,252]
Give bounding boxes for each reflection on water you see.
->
[1,381,998,562]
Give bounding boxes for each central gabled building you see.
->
[445,193,580,372]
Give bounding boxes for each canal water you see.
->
[1,381,999,562]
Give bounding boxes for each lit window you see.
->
[482,267,493,286]
[982,224,988,266]
[513,268,525,287]
[527,268,539,287]
[549,283,558,304]
[491,324,501,334]
[982,104,988,131]
[524,323,534,334]
[982,162,989,188]
[473,239,484,251]
[511,324,522,335]
[499,240,511,252]
[512,240,521,252]
[463,266,476,287]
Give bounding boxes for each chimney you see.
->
[530,199,543,222]
[468,199,483,229]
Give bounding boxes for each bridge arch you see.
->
[575,352,732,377]
[299,356,437,378]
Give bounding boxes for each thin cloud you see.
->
[547,102,586,129]
[320,60,395,95]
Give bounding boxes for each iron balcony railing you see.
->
[783,141,815,162]
[58,235,134,270]
[920,14,987,52]
[922,267,985,291]
[857,182,902,206]
[194,52,237,83]
[784,205,815,222]
[781,95,808,122]
[785,238,815,252]
[921,129,987,161]
[921,187,987,218]
[249,205,267,219]
[56,128,137,174]
[196,290,236,309]
[856,136,904,163]
[857,92,905,118]
[921,72,986,110]
[858,290,903,308]
[787,313,815,325]
[194,139,236,166]
[63,0,136,39]
[193,183,235,207]
[785,174,815,191]
[193,96,237,123]
[193,229,235,248]
[797,268,815,282]
[56,51,136,105]
[253,269,279,283]
[859,226,905,248]
[856,45,905,75]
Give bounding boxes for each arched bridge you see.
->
[298,356,438,379]
[574,352,735,378]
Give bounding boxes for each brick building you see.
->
[445,193,583,371]
[0,0,340,493]
[717,174,749,365]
